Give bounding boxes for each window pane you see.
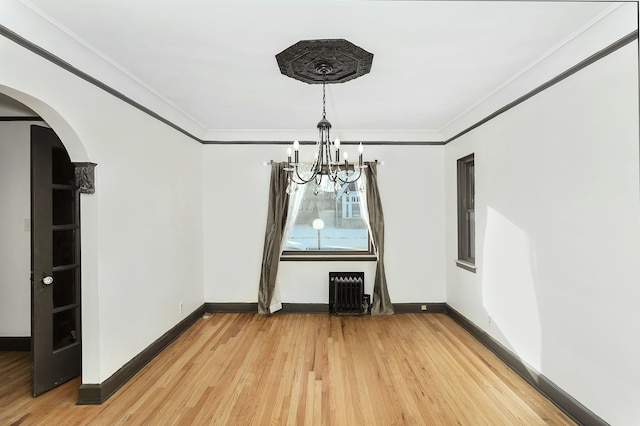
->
[467,163,475,209]
[285,176,369,251]
[457,154,475,266]
[53,229,76,267]
[467,210,475,259]
[52,147,75,186]
[52,188,75,226]
[53,309,78,351]
[53,268,77,308]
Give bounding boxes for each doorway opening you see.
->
[0,95,82,398]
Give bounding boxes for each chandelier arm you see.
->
[336,166,367,184]
[291,138,324,184]
[291,163,318,184]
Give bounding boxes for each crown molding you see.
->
[445,29,638,144]
[200,129,445,144]
[441,2,638,140]
[6,0,207,139]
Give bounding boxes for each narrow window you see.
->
[457,154,475,271]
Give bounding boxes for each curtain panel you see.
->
[365,162,394,315]
[257,162,289,315]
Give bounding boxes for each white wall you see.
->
[0,121,42,336]
[445,42,640,425]
[203,144,446,306]
[0,35,204,383]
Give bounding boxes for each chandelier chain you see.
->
[322,80,327,119]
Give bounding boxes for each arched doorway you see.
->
[0,90,92,396]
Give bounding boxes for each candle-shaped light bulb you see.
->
[287,147,292,157]
[343,151,349,173]
[358,142,363,154]
[334,138,341,148]
[293,140,299,164]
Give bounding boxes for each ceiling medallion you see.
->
[275,39,373,84]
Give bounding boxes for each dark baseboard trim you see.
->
[205,302,258,313]
[205,303,329,314]
[77,304,205,405]
[393,303,447,314]
[0,337,31,351]
[445,304,607,426]
[281,303,329,313]
[205,302,449,315]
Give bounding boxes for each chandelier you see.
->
[275,39,374,195]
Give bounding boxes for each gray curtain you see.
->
[365,162,394,315]
[258,162,289,315]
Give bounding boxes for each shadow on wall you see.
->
[481,206,542,374]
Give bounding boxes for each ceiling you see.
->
[3,1,632,142]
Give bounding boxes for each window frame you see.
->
[456,153,476,272]
[280,247,376,261]
[280,174,376,262]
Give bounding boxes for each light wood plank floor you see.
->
[0,313,574,425]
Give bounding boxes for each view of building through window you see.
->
[284,175,369,252]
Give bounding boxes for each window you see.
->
[282,175,373,260]
[457,154,475,271]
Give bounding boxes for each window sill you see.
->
[455,259,476,273]
[281,253,377,262]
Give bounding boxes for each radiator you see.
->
[329,272,364,315]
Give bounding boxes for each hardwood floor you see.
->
[0,313,574,425]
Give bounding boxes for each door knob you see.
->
[41,275,54,285]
